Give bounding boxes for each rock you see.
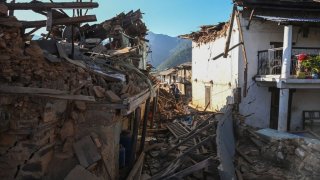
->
[0,96,12,105]
[22,162,42,172]
[74,101,86,111]
[121,84,129,94]
[73,136,101,168]
[295,148,305,158]
[60,120,74,141]
[71,111,78,120]
[90,133,101,148]
[43,103,57,122]
[25,43,43,58]
[120,93,130,99]
[92,86,105,98]
[62,137,74,159]
[77,113,86,123]
[105,90,121,103]
[0,4,8,16]
[0,54,10,60]
[65,165,103,180]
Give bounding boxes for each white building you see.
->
[182,0,320,132]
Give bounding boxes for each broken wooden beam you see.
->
[0,85,96,102]
[0,85,68,95]
[162,122,216,157]
[223,5,236,58]
[166,157,215,179]
[129,107,141,168]
[6,2,99,11]
[139,98,151,154]
[21,15,97,29]
[126,152,145,180]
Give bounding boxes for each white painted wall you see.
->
[291,89,320,131]
[192,21,239,111]
[192,14,320,128]
[238,19,283,128]
[239,17,320,128]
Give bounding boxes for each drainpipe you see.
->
[278,25,292,131]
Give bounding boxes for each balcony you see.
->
[256,47,320,88]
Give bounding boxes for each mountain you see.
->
[157,46,192,70]
[146,32,191,69]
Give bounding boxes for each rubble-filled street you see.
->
[1,0,320,180]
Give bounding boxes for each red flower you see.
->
[297,53,308,62]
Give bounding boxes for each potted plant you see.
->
[296,53,308,79]
[300,55,320,79]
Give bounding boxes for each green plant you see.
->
[301,55,320,73]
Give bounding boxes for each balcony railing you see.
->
[257,47,320,76]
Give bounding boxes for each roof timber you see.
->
[6,2,99,11]
[235,0,320,11]
[21,15,97,28]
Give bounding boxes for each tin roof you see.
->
[255,15,320,23]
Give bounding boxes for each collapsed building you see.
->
[0,1,159,180]
[180,0,320,179]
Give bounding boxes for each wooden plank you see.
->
[150,89,159,128]
[57,42,124,82]
[223,5,236,58]
[73,136,101,168]
[123,92,150,115]
[65,165,103,180]
[0,85,68,94]
[21,15,97,29]
[86,103,126,110]
[173,135,215,162]
[6,2,99,10]
[236,148,253,164]
[56,42,87,69]
[166,157,214,179]
[36,94,95,102]
[139,98,151,154]
[0,86,95,101]
[162,123,216,156]
[246,9,255,30]
[236,10,249,97]
[46,9,52,31]
[129,107,141,168]
[126,152,145,180]
[123,84,158,104]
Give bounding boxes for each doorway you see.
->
[269,87,279,129]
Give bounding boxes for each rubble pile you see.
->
[179,22,229,45]
[0,14,151,101]
[142,113,220,179]
[158,88,188,120]
[236,126,320,180]
[82,9,147,49]
[0,4,154,180]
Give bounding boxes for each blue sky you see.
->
[15,0,233,37]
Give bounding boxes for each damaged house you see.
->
[157,62,192,97]
[0,1,158,180]
[180,1,320,179]
[182,0,320,132]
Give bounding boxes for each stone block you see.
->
[105,90,121,103]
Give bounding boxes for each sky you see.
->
[14,0,233,37]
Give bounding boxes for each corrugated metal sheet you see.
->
[255,15,320,23]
